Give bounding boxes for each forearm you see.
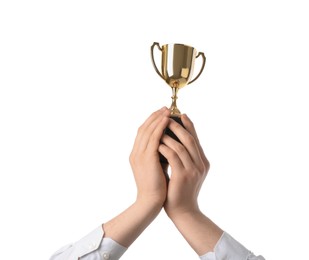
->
[103,198,162,248]
[169,210,223,256]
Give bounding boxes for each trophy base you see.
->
[160,116,184,164]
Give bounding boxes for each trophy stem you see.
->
[170,87,181,117]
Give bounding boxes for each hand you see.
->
[103,108,171,248]
[159,114,222,255]
[159,114,210,218]
[129,107,170,206]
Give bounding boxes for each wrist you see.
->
[166,209,223,255]
[167,208,202,223]
[103,198,164,248]
[164,200,200,220]
[135,196,164,213]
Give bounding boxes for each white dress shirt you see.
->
[50,226,264,260]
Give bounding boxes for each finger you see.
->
[142,107,168,131]
[158,142,184,171]
[147,114,169,151]
[167,119,202,166]
[142,108,170,150]
[181,114,210,169]
[180,114,199,143]
[133,107,168,151]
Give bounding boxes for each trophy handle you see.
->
[151,42,164,80]
[188,52,206,85]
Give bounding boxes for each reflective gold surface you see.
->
[151,42,206,117]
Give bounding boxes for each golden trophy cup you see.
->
[151,42,206,162]
[151,42,206,119]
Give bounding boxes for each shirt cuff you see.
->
[97,237,127,260]
[199,232,265,260]
[50,225,127,260]
[76,226,127,260]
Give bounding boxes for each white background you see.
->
[0,0,308,259]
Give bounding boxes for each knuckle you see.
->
[174,121,183,131]
[174,143,186,154]
[186,134,195,146]
[199,163,206,174]
[150,110,160,119]
[129,152,137,165]
[185,116,194,128]
[129,153,134,164]
[167,149,178,161]
[205,160,210,171]
[137,125,144,135]
[150,133,158,144]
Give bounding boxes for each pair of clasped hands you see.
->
[103,107,222,256]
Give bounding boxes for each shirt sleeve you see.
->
[50,225,127,260]
[199,232,265,260]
